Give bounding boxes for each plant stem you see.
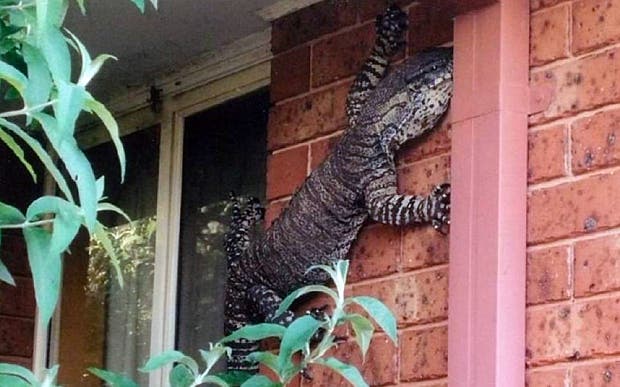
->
[0,100,58,119]
[0,218,54,230]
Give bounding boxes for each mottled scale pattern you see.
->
[223,5,454,372]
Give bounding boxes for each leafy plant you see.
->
[0,0,155,384]
[93,260,397,387]
[0,0,156,326]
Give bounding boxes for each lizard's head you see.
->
[365,47,453,154]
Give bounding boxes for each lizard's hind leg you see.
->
[225,292,261,372]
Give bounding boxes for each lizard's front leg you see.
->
[225,290,260,372]
[247,285,296,326]
[365,174,451,229]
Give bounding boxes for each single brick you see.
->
[398,112,452,166]
[574,233,620,297]
[0,317,34,357]
[408,2,454,54]
[574,296,620,358]
[396,267,449,326]
[529,48,620,125]
[531,0,568,11]
[304,334,398,387]
[528,125,567,183]
[530,4,570,66]
[0,277,35,318]
[571,108,620,173]
[312,23,375,88]
[400,325,448,381]
[266,146,308,200]
[525,367,569,387]
[271,1,357,54]
[268,83,349,150]
[397,154,451,196]
[526,246,571,305]
[271,45,310,102]
[525,304,574,366]
[573,0,620,54]
[527,171,620,244]
[573,360,620,386]
[265,199,288,227]
[401,226,449,271]
[348,224,400,283]
[309,133,342,170]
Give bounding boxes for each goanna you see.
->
[224,5,453,371]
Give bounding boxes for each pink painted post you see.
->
[448,1,529,386]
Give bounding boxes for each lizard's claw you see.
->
[430,183,451,234]
[375,4,408,57]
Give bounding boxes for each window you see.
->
[175,89,269,363]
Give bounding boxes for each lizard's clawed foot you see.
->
[306,304,330,343]
[375,4,408,57]
[429,183,451,234]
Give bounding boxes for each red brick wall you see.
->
[527,0,620,385]
[0,233,36,368]
[268,1,452,385]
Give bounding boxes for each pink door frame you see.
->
[449,1,529,386]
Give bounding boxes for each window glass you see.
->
[176,89,269,365]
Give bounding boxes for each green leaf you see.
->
[26,196,81,254]
[54,80,86,136]
[36,25,70,84]
[88,367,139,387]
[346,296,397,344]
[220,323,286,343]
[0,202,25,226]
[0,374,29,387]
[169,364,193,387]
[65,29,115,87]
[0,362,38,385]
[277,315,322,372]
[22,44,52,111]
[0,257,15,286]
[314,357,368,387]
[275,285,337,318]
[200,375,230,387]
[247,351,278,373]
[199,344,228,371]
[97,202,131,223]
[0,117,74,202]
[140,350,186,372]
[212,371,252,386]
[344,314,374,361]
[0,59,27,96]
[33,112,97,230]
[84,93,125,181]
[35,0,69,29]
[130,0,145,12]
[24,226,62,325]
[74,0,86,14]
[0,127,37,182]
[240,374,280,387]
[93,221,123,288]
[41,364,59,387]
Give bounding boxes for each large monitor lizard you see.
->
[224,4,453,372]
